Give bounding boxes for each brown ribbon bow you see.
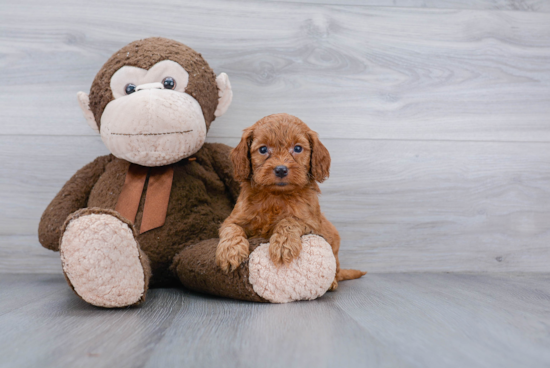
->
[115,163,174,234]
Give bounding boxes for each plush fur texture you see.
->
[39,154,114,251]
[39,143,239,286]
[88,38,219,131]
[172,237,269,302]
[216,113,366,289]
[100,86,207,166]
[173,235,338,303]
[248,235,337,303]
[60,208,150,308]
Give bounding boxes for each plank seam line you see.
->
[4,134,550,145]
[261,0,550,13]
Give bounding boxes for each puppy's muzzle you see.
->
[274,165,288,178]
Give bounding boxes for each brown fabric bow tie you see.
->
[115,163,174,234]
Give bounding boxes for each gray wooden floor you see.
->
[0,273,548,368]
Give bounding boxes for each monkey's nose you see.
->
[135,82,164,92]
[274,165,288,178]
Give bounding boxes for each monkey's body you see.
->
[39,143,237,286]
[38,38,339,307]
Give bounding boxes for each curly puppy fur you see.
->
[216,113,365,290]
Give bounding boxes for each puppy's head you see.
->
[231,113,330,192]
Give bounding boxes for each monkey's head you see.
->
[77,38,232,166]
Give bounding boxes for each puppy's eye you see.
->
[259,146,268,155]
[125,83,136,95]
[162,77,176,90]
[294,145,303,153]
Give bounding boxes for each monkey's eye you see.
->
[162,77,176,90]
[125,83,136,95]
[294,145,303,153]
[259,146,268,155]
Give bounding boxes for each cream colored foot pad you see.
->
[60,213,145,308]
[248,234,337,303]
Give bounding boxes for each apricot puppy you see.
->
[216,113,365,289]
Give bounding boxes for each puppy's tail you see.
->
[336,269,367,282]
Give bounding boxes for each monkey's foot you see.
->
[248,234,336,303]
[60,208,150,308]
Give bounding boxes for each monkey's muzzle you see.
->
[100,89,207,167]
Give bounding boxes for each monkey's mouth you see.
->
[110,130,193,136]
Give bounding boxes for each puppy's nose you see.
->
[274,165,288,178]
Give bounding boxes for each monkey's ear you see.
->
[77,92,99,133]
[230,128,253,182]
[308,130,331,183]
[214,73,232,117]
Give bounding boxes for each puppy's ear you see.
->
[308,130,331,183]
[231,128,254,182]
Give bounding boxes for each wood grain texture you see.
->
[0,273,549,368]
[144,289,405,368]
[0,236,61,274]
[1,0,550,142]
[0,274,185,368]
[2,135,550,273]
[1,0,549,273]
[328,273,550,368]
[262,0,550,12]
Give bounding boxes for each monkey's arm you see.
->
[203,142,240,203]
[38,154,114,251]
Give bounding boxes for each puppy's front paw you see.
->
[216,236,250,273]
[269,232,302,266]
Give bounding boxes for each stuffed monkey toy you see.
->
[38,38,337,307]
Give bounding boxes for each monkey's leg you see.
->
[171,235,336,303]
[59,208,151,308]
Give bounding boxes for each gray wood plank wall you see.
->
[262,0,550,12]
[1,0,549,274]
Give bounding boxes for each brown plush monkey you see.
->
[38,38,337,307]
